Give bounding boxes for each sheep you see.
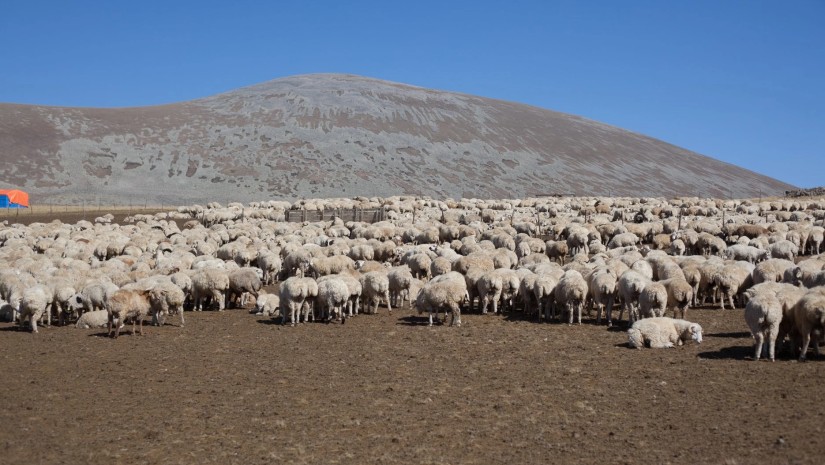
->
[670,238,686,256]
[18,284,54,333]
[191,268,230,311]
[430,256,452,278]
[257,252,283,284]
[68,281,120,317]
[639,281,668,319]
[545,240,569,264]
[768,240,799,261]
[627,317,703,349]
[316,277,350,322]
[752,259,796,285]
[566,228,589,256]
[406,253,432,280]
[608,232,639,249]
[149,282,187,327]
[360,271,392,314]
[0,299,14,322]
[554,270,589,325]
[724,244,768,264]
[278,277,318,325]
[588,268,618,326]
[618,270,651,324]
[414,271,468,327]
[656,277,692,319]
[75,310,111,329]
[794,289,825,361]
[744,293,783,361]
[227,268,262,308]
[532,274,558,321]
[308,255,355,278]
[712,264,753,310]
[388,266,415,308]
[251,291,279,317]
[107,289,154,338]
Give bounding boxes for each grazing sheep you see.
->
[227,268,262,308]
[360,271,392,314]
[724,244,768,264]
[107,289,153,338]
[744,293,782,361]
[554,270,589,325]
[768,240,799,261]
[608,232,639,249]
[191,268,230,311]
[388,266,415,308]
[414,272,468,327]
[75,310,111,329]
[712,264,753,310]
[279,277,317,325]
[752,259,796,285]
[406,253,432,280]
[793,289,825,361]
[430,256,452,278]
[257,252,283,284]
[627,317,703,349]
[69,282,120,316]
[545,240,569,264]
[308,255,355,278]
[670,238,686,256]
[252,292,280,317]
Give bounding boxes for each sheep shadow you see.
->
[697,345,752,360]
[255,317,283,326]
[397,315,440,326]
[706,331,751,339]
[0,325,28,332]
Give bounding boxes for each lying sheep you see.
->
[627,317,703,349]
[75,310,111,329]
[414,271,468,327]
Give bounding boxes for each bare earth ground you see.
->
[1,211,824,465]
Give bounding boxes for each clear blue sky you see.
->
[2,1,822,188]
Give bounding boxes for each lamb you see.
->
[793,288,825,361]
[316,277,350,322]
[18,284,54,333]
[744,293,783,361]
[627,317,703,349]
[360,271,392,314]
[107,289,154,338]
[414,271,468,327]
[75,310,111,329]
[554,270,589,325]
[191,268,230,311]
[253,292,280,317]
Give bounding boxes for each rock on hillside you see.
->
[0,74,795,204]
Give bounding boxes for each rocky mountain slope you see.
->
[0,74,795,204]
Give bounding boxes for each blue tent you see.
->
[0,189,29,208]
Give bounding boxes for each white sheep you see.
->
[360,271,392,314]
[253,291,280,317]
[317,277,350,322]
[75,310,111,329]
[627,317,703,349]
[588,268,618,326]
[191,268,230,311]
[618,270,651,324]
[414,271,468,327]
[793,288,825,361]
[639,281,668,319]
[744,293,782,361]
[554,270,589,325]
[149,281,187,327]
[18,284,54,333]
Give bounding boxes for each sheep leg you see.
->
[766,325,778,362]
[567,303,574,325]
[799,331,811,361]
[30,314,38,333]
[577,302,582,325]
[385,291,392,314]
[450,302,461,327]
[728,293,735,311]
[753,331,764,361]
[428,309,434,327]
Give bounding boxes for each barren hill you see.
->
[0,74,795,204]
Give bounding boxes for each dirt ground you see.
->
[1,209,823,464]
[1,297,824,465]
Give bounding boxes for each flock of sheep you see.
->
[1,194,825,361]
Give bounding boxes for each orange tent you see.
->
[0,189,29,208]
